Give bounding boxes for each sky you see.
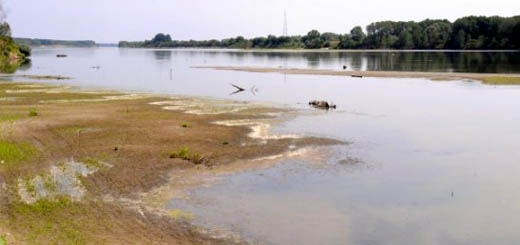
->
[4,0,520,43]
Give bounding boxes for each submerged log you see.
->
[56,54,68,58]
[309,100,336,110]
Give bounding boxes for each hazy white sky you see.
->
[5,0,520,43]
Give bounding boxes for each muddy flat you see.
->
[0,81,340,244]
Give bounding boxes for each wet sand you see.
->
[0,80,341,244]
[195,66,520,85]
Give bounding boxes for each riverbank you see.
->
[0,80,341,244]
[195,66,520,85]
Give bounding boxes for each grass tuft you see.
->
[167,209,194,221]
[28,108,38,117]
[25,177,37,197]
[169,147,206,164]
[8,197,88,244]
[80,157,103,169]
[181,122,189,128]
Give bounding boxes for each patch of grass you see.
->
[8,197,88,244]
[482,76,520,85]
[430,77,455,82]
[0,113,23,122]
[181,122,189,128]
[167,209,194,221]
[169,147,206,164]
[28,108,38,117]
[80,157,103,169]
[0,140,37,166]
[0,235,6,245]
[56,126,84,135]
[25,177,36,197]
[13,197,72,216]
[43,175,56,192]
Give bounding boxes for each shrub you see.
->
[19,44,31,57]
[28,108,38,117]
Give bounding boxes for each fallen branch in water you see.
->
[230,83,245,91]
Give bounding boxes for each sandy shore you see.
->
[0,80,341,244]
[195,66,520,85]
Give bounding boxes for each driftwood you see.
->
[309,100,336,110]
[56,54,67,58]
[230,84,245,91]
[230,83,246,95]
[351,75,363,78]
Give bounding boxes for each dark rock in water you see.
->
[309,100,336,110]
[56,54,67,58]
[343,65,347,70]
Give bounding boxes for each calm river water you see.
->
[15,48,520,244]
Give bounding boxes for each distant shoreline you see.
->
[195,66,520,85]
[117,47,520,52]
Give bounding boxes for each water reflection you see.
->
[152,50,172,60]
[114,48,520,73]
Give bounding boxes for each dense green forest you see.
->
[0,22,30,73]
[119,15,520,50]
[14,38,96,47]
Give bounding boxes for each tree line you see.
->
[119,15,520,50]
[14,38,96,48]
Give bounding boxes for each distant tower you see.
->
[283,10,288,36]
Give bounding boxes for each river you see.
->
[15,48,520,244]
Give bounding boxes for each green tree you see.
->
[454,29,466,49]
[423,22,452,49]
[302,30,324,49]
[350,26,366,43]
[151,33,172,44]
[397,30,414,49]
[0,22,11,37]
